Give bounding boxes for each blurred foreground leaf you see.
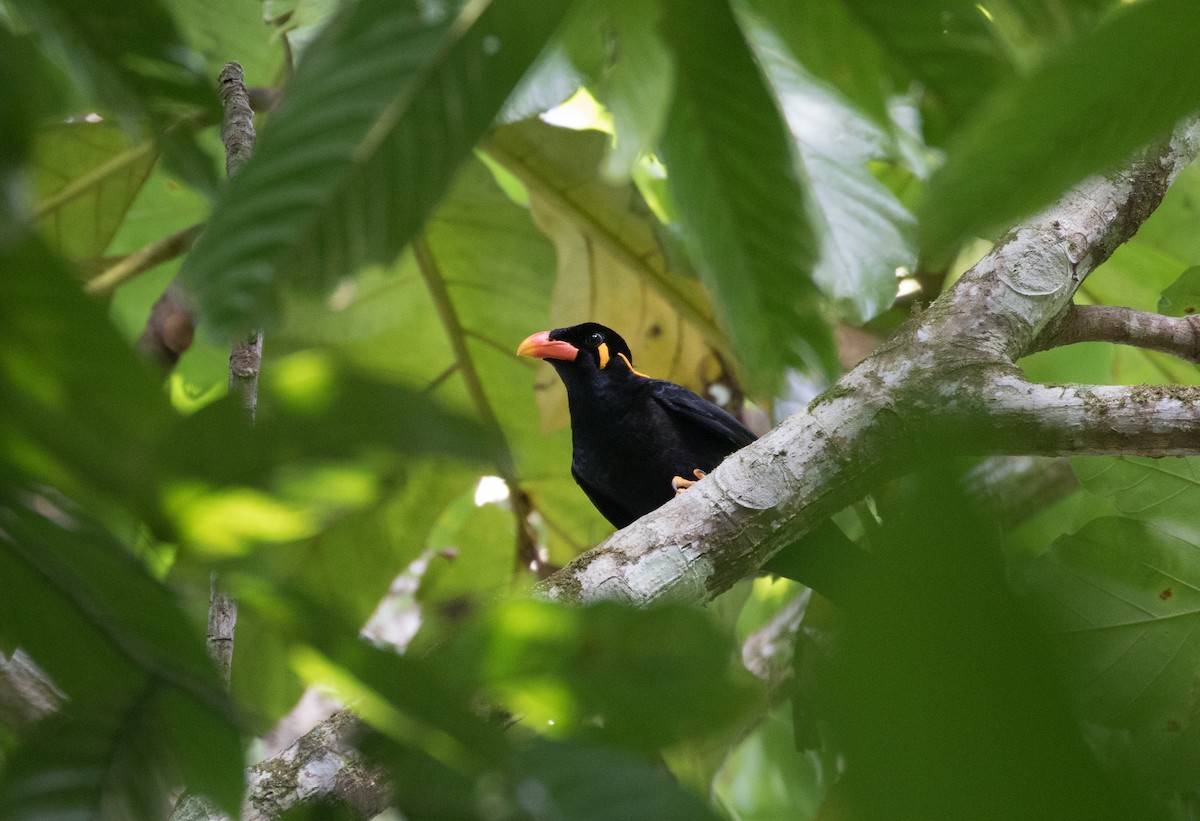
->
[825,470,1122,820]
[0,478,242,816]
[921,0,1200,254]
[1025,516,1200,790]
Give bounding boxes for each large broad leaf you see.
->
[838,0,1012,134]
[740,11,912,325]
[1072,456,1200,532]
[1024,516,1200,789]
[181,0,571,336]
[0,480,243,816]
[920,0,1200,254]
[486,120,732,431]
[741,0,899,128]
[657,0,833,390]
[30,122,156,262]
[559,0,674,180]
[826,471,1120,821]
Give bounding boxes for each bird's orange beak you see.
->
[517,330,578,362]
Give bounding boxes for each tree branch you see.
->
[537,117,1200,606]
[1033,304,1200,363]
[980,376,1200,457]
[85,222,203,296]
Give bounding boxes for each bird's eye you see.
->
[587,332,603,346]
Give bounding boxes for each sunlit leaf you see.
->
[560,0,674,180]
[486,120,731,431]
[742,13,911,324]
[181,0,572,336]
[30,122,156,261]
[164,0,284,86]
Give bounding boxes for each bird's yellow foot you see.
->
[672,469,707,495]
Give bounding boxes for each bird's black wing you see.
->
[571,464,638,529]
[647,380,757,449]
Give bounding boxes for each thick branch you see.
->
[980,375,1200,457]
[538,118,1200,606]
[1033,304,1200,363]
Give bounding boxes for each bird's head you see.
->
[517,323,641,378]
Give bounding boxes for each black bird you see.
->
[517,322,753,528]
[518,321,867,599]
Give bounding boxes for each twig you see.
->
[1033,304,1200,363]
[207,61,260,686]
[85,222,203,296]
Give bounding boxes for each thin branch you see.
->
[219,62,257,177]
[207,573,237,688]
[413,234,543,575]
[1033,304,1200,363]
[85,222,203,296]
[209,60,259,688]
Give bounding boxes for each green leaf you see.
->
[30,122,156,261]
[741,13,912,324]
[713,704,831,820]
[560,0,674,180]
[486,120,732,432]
[0,687,243,821]
[742,0,897,127]
[0,237,185,519]
[181,0,572,336]
[1072,456,1200,532]
[921,0,1200,254]
[164,0,285,88]
[839,0,1011,133]
[1025,516,1200,788]
[0,238,490,531]
[657,0,833,389]
[0,480,243,815]
[458,600,759,752]
[1158,265,1200,317]
[8,0,221,193]
[515,737,719,821]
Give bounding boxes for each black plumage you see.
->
[518,322,753,528]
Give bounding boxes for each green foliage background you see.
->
[3,0,1200,818]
